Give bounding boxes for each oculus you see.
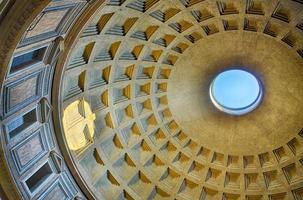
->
[210,69,263,115]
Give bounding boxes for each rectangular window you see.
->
[10,47,47,73]
[25,162,53,193]
[7,109,37,139]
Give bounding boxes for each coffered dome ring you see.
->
[54,0,303,199]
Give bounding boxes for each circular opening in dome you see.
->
[210,69,263,115]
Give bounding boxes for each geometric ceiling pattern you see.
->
[60,0,303,199]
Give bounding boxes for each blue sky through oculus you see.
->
[211,69,260,109]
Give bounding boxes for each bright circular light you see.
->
[210,69,263,115]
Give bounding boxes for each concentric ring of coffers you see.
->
[58,0,303,199]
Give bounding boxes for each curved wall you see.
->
[0,0,96,199]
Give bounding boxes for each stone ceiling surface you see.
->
[56,0,303,199]
[168,32,303,155]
